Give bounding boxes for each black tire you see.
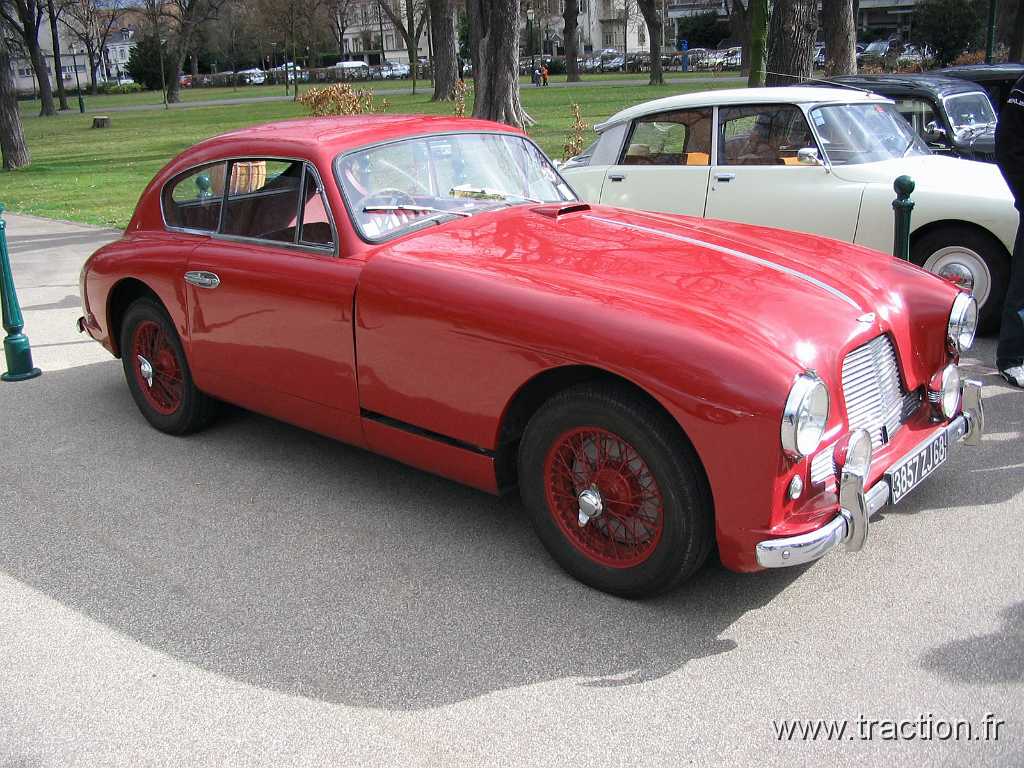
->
[518,383,714,598]
[119,298,216,435]
[912,225,1010,334]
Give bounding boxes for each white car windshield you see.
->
[944,92,997,131]
[809,103,931,165]
[337,133,576,240]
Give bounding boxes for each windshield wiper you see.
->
[362,204,472,217]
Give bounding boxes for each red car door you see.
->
[185,158,364,445]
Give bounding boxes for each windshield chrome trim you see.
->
[583,214,863,310]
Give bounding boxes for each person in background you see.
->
[542,65,549,86]
[995,73,1024,388]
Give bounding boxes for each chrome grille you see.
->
[841,335,905,449]
[810,447,836,485]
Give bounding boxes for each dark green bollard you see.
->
[892,175,915,261]
[0,203,41,382]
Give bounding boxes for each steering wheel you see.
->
[358,187,417,212]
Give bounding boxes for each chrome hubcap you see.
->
[924,245,990,308]
[938,262,975,292]
[137,355,154,387]
[577,486,604,527]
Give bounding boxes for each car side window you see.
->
[163,162,226,232]
[718,105,818,166]
[298,170,335,249]
[622,109,712,166]
[894,97,940,138]
[221,159,304,244]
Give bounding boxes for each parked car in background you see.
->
[77,115,983,596]
[237,68,267,85]
[560,87,1018,329]
[334,60,370,79]
[823,74,997,162]
[939,63,1024,112]
[858,40,891,65]
[387,61,410,79]
[178,75,192,88]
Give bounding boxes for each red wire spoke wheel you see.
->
[131,320,183,415]
[544,427,664,568]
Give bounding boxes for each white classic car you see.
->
[561,87,1018,329]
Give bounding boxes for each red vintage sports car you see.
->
[79,115,984,596]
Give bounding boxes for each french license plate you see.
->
[886,431,948,505]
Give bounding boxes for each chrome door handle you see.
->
[184,271,220,289]
[608,172,626,182]
[714,173,736,182]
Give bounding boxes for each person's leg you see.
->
[997,211,1024,384]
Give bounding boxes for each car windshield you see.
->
[808,102,930,165]
[337,133,576,240]
[944,92,996,130]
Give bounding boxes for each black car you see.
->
[824,74,997,163]
[939,63,1024,113]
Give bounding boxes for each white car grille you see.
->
[841,335,905,450]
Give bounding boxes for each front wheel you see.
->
[120,298,216,435]
[518,384,713,597]
[912,225,1009,333]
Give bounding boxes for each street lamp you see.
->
[69,44,85,113]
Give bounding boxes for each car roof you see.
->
[186,115,524,160]
[825,73,987,99]
[939,63,1024,83]
[595,86,888,132]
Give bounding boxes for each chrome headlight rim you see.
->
[781,372,830,459]
[947,292,978,354]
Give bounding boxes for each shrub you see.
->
[99,82,143,94]
[562,103,588,161]
[297,83,389,116]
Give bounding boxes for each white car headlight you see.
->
[947,293,977,353]
[930,363,962,419]
[782,372,830,458]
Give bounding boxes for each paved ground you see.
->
[39,75,746,114]
[1,213,1021,767]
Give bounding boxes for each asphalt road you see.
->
[1,213,1021,767]
[38,75,746,114]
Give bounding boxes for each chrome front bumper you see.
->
[755,379,984,569]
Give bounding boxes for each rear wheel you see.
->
[120,298,216,435]
[912,225,1009,333]
[518,383,713,597]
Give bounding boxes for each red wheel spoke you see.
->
[131,319,183,416]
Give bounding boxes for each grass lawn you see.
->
[3,79,736,228]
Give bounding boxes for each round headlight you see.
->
[947,293,978,353]
[782,373,830,458]
[939,364,961,418]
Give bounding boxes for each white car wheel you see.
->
[923,245,992,310]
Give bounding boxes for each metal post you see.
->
[985,0,998,64]
[0,204,42,382]
[892,175,915,261]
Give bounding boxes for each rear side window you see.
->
[222,160,303,243]
[163,162,226,231]
[622,109,713,166]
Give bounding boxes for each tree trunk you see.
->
[466,0,480,82]
[87,42,100,95]
[429,0,457,100]
[46,0,69,110]
[765,0,818,86]
[822,0,856,76]
[728,0,752,75]
[0,37,31,169]
[637,1,663,84]
[563,0,580,82]
[748,0,768,86]
[1011,0,1024,62]
[27,35,56,116]
[469,0,532,128]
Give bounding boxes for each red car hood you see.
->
[383,203,958,387]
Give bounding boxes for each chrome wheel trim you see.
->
[923,245,991,309]
[137,355,154,387]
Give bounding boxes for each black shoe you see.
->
[1000,365,1024,388]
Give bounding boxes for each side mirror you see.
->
[797,147,823,166]
[924,121,947,142]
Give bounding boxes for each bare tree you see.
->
[747,0,767,86]
[327,0,357,57]
[428,0,456,99]
[0,0,57,115]
[636,0,663,84]
[46,0,69,109]
[725,0,751,74]
[821,0,855,75]
[62,0,127,94]
[377,0,427,93]
[562,0,579,82]
[765,0,817,86]
[468,0,532,128]
[162,0,230,104]
[0,32,30,167]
